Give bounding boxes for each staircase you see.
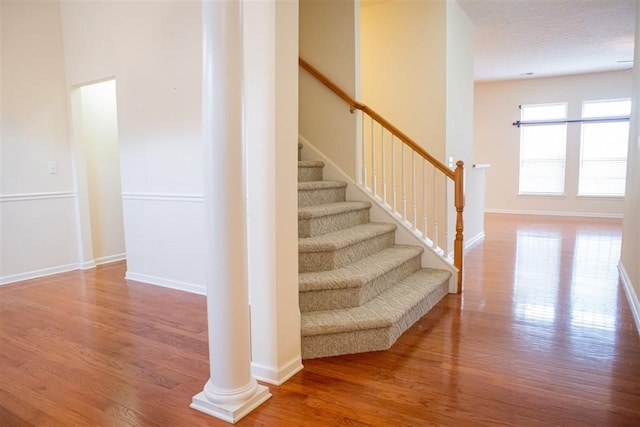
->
[298,159,451,359]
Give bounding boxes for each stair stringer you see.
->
[298,135,458,293]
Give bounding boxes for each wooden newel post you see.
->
[454,161,465,293]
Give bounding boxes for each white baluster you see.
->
[412,151,417,229]
[362,115,368,188]
[423,160,427,239]
[391,136,396,211]
[432,167,438,249]
[381,127,386,204]
[371,119,376,196]
[401,143,407,220]
[360,113,366,187]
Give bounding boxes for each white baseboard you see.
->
[485,208,623,219]
[125,271,206,295]
[465,231,485,251]
[79,260,97,270]
[1,263,81,286]
[95,253,126,265]
[251,356,304,386]
[619,261,640,335]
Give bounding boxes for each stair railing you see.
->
[300,57,465,293]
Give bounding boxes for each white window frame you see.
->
[578,98,631,198]
[518,102,568,196]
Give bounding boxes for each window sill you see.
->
[518,193,566,198]
[576,195,625,200]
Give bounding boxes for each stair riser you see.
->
[299,209,370,238]
[300,287,361,314]
[302,328,390,359]
[298,187,346,208]
[298,167,323,182]
[299,231,395,273]
[387,281,448,344]
[299,254,421,312]
[301,280,448,359]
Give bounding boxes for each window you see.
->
[578,99,631,197]
[518,103,567,195]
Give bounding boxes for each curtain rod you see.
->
[512,116,630,127]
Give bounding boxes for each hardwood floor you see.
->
[1,214,639,426]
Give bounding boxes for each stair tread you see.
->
[299,245,423,292]
[299,222,396,253]
[298,160,325,168]
[299,201,371,220]
[298,180,347,191]
[301,268,451,336]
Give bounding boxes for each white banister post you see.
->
[191,0,270,423]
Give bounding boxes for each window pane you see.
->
[521,125,567,159]
[582,123,629,158]
[519,103,567,195]
[579,160,627,196]
[583,99,631,118]
[520,159,566,194]
[579,99,630,197]
[522,103,567,121]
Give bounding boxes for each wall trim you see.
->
[125,271,206,295]
[251,356,304,386]
[618,261,640,335]
[485,208,623,219]
[95,253,126,266]
[449,231,484,260]
[79,260,97,270]
[464,231,485,252]
[0,191,76,203]
[121,193,204,203]
[1,263,81,286]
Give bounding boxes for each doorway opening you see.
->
[71,78,126,266]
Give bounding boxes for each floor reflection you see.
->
[569,231,621,332]
[509,219,623,336]
[514,229,561,325]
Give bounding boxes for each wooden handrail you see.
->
[299,57,454,180]
[299,56,464,292]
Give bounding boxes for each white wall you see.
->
[361,0,481,255]
[60,1,206,292]
[361,0,447,159]
[445,0,481,249]
[475,71,632,217]
[1,0,78,283]
[299,0,360,179]
[620,0,640,330]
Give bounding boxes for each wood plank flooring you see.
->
[1,213,639,426]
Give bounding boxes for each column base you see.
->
[190,384,271,424]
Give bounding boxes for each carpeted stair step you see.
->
[298,160,325,182]
[298,180,347,208]
[301,268,451,359]
[299,222,396,273]
[299,245,423,312]
[299,201,371,238]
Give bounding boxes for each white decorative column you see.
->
[191,0,271,423]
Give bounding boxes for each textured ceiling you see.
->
[457,0,636,81]
[361,0,636,81]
